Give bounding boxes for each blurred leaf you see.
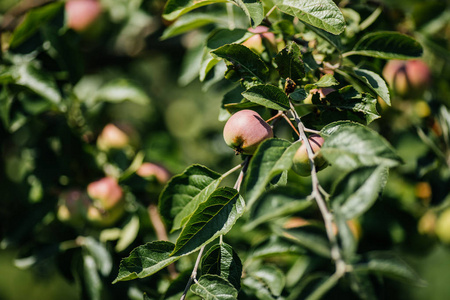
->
[242,275,275,300]
[351,68,390,106]
[179,42,204,86]
[242,84,290,110]
[83,237,113,277]
[332,166,389,219]
[115,215,140,252]
[305,23,342,50]
[0,85,13,128]
[245,185,311,231]
[83,254,103,300]
[282,225,331,258]
[305,74,339,90]
[232,0,264,27]
[162,13,227,40]
[346,31,423,59]
[211,44,269,84]
[113,241,179,283]
[201,243,243,290]
[94,79,150,105]
[275,0,346,35]
[171,187,245,256]
[251,265,286,297]
[334,208,357,261]
[348,273,377,300]
[320,121,402,170]
[353,252,427,286]
[163,0,228,21]
[190,274,238,300]
[159,164,221,230]
[304,274,339,300]
[274,42,306,84]
[9,2,64,49]
[243,139,300,209]
[251,235,305,258]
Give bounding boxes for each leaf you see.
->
[83,254,103,300]
[0,85,13,128]
[232,0,264,27]
[282,225,331,258]
[163,0,228,21]
[201,243,243,290]
[251,235,306,258]
[113,241,180,283]
[9,2,64,49]
[305,74,339,90]
[159,164,221,230]
[242,139,301,209]
[245,185,311,231]
[320,121,402,170]
[353,251,426,286]
[242,84,290,110]
[171,187,245,256]
[333,208,357,261]
[161,13,227,40]
[346,31,423,59]
[274,42,306,84]
[353,68,391,106]
[115,215,140,252]
[94,79,150,105]
[251,265,286,296]
[211,44,269,83]
[275,0,346,35]
[242,275,275,300]
[332,166,389,219]
[82,237,112,277]
[304,23,342,50]
[191,274,239,300]
[348,273,377,300]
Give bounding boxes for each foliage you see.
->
[1,0,449,299]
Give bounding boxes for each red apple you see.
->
[137,162,171,184]
[223,109,273,155]
[65,0,102,32]
[87,177,123,210]
[292,134,327,176]
[57,189,90,225]
[242,26,277,54]
[97,123,130,151]
[382,59,431,97]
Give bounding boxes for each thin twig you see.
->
[180,246,205,300]
[281,113,300,137]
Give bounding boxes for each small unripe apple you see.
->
[292,134,327,176]
[223,109,273,155]
[97,123,130,151]
[382,59,431,97]
[87,177,123,210]
[137,162,171,184]
[242,26,277,54]
[65,0,102,32]
[435,208,450,244]
[86,204,125,227]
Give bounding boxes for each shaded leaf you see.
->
[242,139,300,209]
[305,74,339,91]
[232,0,264,27]
[83,237,112,277]
[353,68,391,106]
[320,121,402,170]
[252,235,306,259]
[333,208,357,261]
[171,187,245,256]
[274,42,305,84]
[282,225,331,258]
[191,274,239,300]
[94,79,150,105]
[251,265,286,296]
[163,0,228,21]
[275,0,346,35]
[0,85,13,128]
[242,84,290,110]
[159,164,221,230]
[162,13,227,40]
[83,254,103,300]
[242,275,275,300]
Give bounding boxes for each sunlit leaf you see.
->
[163,0,228,21]
[242,84,290,110]
[191,274,239,300]
[274,42,305,84]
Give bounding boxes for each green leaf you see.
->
[163,0,228,21]
[332,166,389,219]
[201,243,243,290]
[251,265,286,297]
[242,84,290,110]
[171,187,245,256]
[346,31,423,59]
[232,0,264,27]
[161,13,227,40]
[304,23,342,50]
[353,68,391,106]
[83,254,103,300]
[191,274,239,300]
[159,164,221,230]
[113,241,180,283]
[353,251,426,286]
[242,139,301,209]
[251,235,306,258]
[333,208,357,261]
[211,44,269,83]
[274,42,306,84]
[320,121,402,170]
[94,79,151,105]
[0,85,13,128]
[282,225,331,258]
[348,273,377,300]
[115,215,140,252]
[82,237,112,277]
[305,74,339,91]
[242,275,275,300]
[9,2,64,49]
[245,185,311,231]
[275,0,346,35]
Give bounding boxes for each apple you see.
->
[86,204,125,227]
[57,189,90,226]
[382,59,431,97]
[435,208,450,244]
[223,109,273,155]
[65,0,102,32]
[97,123,130,151]
[292,134,327,176]
[304,88,335,104]
[242,26,277,54]
[136,162,171,184]
[87,177,123,210]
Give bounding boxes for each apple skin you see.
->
[136,162,171,184]
[57,189,91,226]
[435,208,450,244]
[87,177,123,210]
[65,0,102,32]
[292,134,327,176]
[242,26,277,54]
[223,110,273,155]
[97,123,130,151]
[382,59,431,97]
